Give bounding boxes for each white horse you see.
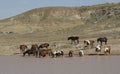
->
[52,50,64,57]
[79,50,84,56]
[95,44,102,54]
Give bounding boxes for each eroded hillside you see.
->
[0,3,119,38]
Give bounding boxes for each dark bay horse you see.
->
[23,49,36,57]
[68,36,79,44]
[68,50,74,57]
[23,44,39,57]
[97,37,108,45]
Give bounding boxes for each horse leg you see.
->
[91,44,93,48]
[69,52,72,57]
[61,51,64,57]
[51,53,54,58]
[77,40,79,44]
[105,42,107,45]
[28,51,31,56]
[39,52,41,58]
[28,53,30,56]
[71,40,73,44]
[100,41,102,46]
[35,51,38,58]
[108,49,111,54]
[23,52,26,57]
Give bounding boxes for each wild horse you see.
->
[97,37,108,45]
[68,36,79,44]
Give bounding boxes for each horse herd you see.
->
[20,36,111,58]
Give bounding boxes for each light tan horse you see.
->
[79,50,84,56]
[104,46,111,55]
[84,40,95,48]
[38,49,52,57]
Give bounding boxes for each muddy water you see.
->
[0,55,120,74]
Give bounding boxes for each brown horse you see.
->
[31,44,39,50]
[29,44,39,56]
[39,43,49,49]
[20,45,27,53]
[68,50,74,57]
[38,49,52,57]
[84,40,95,48]
[45,49,53,56]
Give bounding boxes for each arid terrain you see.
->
[0,3,119,55]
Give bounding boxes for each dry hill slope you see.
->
[0,3,119,38]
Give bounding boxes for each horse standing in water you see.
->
[68,36,79,44]
[97,37,107,45]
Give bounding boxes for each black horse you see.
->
[97,37,107,45]
[23,49,37,57]
[68,36,79,44]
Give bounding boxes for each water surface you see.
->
[0,55,119,74]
